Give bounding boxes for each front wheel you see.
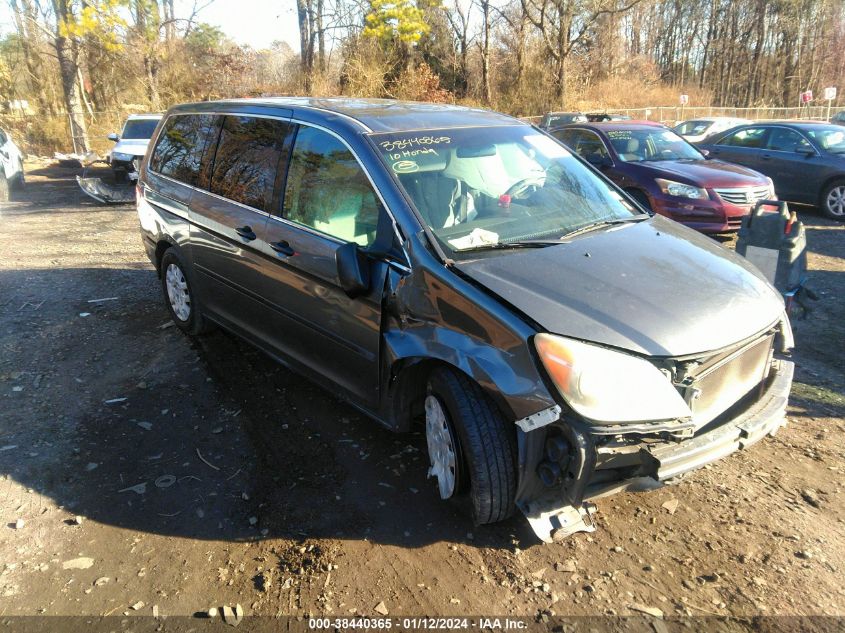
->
[425,367,517,524]
[159,249,211,335]
[11,160,24,190]
[820,180,845,221]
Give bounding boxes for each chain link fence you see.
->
[521,104,837,126]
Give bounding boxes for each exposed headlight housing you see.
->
[534,334,692,424]
[655,178,708,199]
[112,152,134,162]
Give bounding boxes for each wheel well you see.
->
[154,240,173,276]
[387,358,515,432]
[819,175,845,201]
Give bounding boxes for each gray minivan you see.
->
[137,98,794,542]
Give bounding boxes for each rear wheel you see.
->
[820,180,845,221]
[0,170,9,202]
[425,367,517,524]
[159,248,211,335]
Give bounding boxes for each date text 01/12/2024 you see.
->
[308,618,528,630]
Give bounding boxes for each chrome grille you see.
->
[714,186,772,206]
[686,334,774,428]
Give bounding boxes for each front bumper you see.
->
[644,358,792,480]
[651,196,753,233]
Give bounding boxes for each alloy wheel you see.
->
[425,395,458,499]
[826,185,845,217]
[165,263,191,321]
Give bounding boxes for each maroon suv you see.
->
[551,122,775,232]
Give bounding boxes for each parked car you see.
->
[830,110,845,126]
[549,122,775,232]
[586,112,631,122]
[137,98,793,542]
[673,117,751,143]
[0,126,25,201]
[538,111,587,129]
[698,121,845,220]
[107,113,162,182]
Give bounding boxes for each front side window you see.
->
[719,127,768,148]
[371,126,640,258]
[149,114,216,185]
[554,129,609,160]
[766,128,812,153]
[209,115,291,211]
[605,128,703,162]
[283,126,380,247]
[121,118,160,140]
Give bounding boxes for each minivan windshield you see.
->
[370,126,640,256]
[122,118,160,140]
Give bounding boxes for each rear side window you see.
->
[149,114,216,185]
[283,126,380,247]
[208,115,291,211]
[719,127,768,148]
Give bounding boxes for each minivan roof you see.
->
[168,97,522,133]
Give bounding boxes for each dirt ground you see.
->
[1,162,844,630]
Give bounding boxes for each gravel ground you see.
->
[0,162,843,630]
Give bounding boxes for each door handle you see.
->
[761,154,771,160]
[270,240,295,256]
[235,225,256,241]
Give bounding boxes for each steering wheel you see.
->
[504,176,544,200]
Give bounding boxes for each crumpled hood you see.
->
[456,216,784,357]
[111,139,150,158]
[629,159,769,188]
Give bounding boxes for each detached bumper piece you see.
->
[76,176,136,204]
[524,499,597,544]
[647,359,793,480]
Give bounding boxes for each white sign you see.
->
[679,94,689,105]
[801,90,813,103]
[824,86,837,101]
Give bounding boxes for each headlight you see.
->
[534,334,692,423]
[112,152,134,162]
[655,178,708,199]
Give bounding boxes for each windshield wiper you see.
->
[559,215,648,239]
[458,240,561,253]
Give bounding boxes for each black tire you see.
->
[114,168,127,184]
[426,367,517,524]
[819,179,845,221]
[159,248,211,336]
[0,170,9,203]
[627,189,652,212]
[10,160,24,190]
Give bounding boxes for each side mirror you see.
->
[336,241,370,298]
[108,133,119,142]
[798,146,817,157]
[700,149,710,158]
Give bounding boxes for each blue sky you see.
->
[0,0,302,51]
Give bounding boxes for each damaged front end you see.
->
[515,318,794,543]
